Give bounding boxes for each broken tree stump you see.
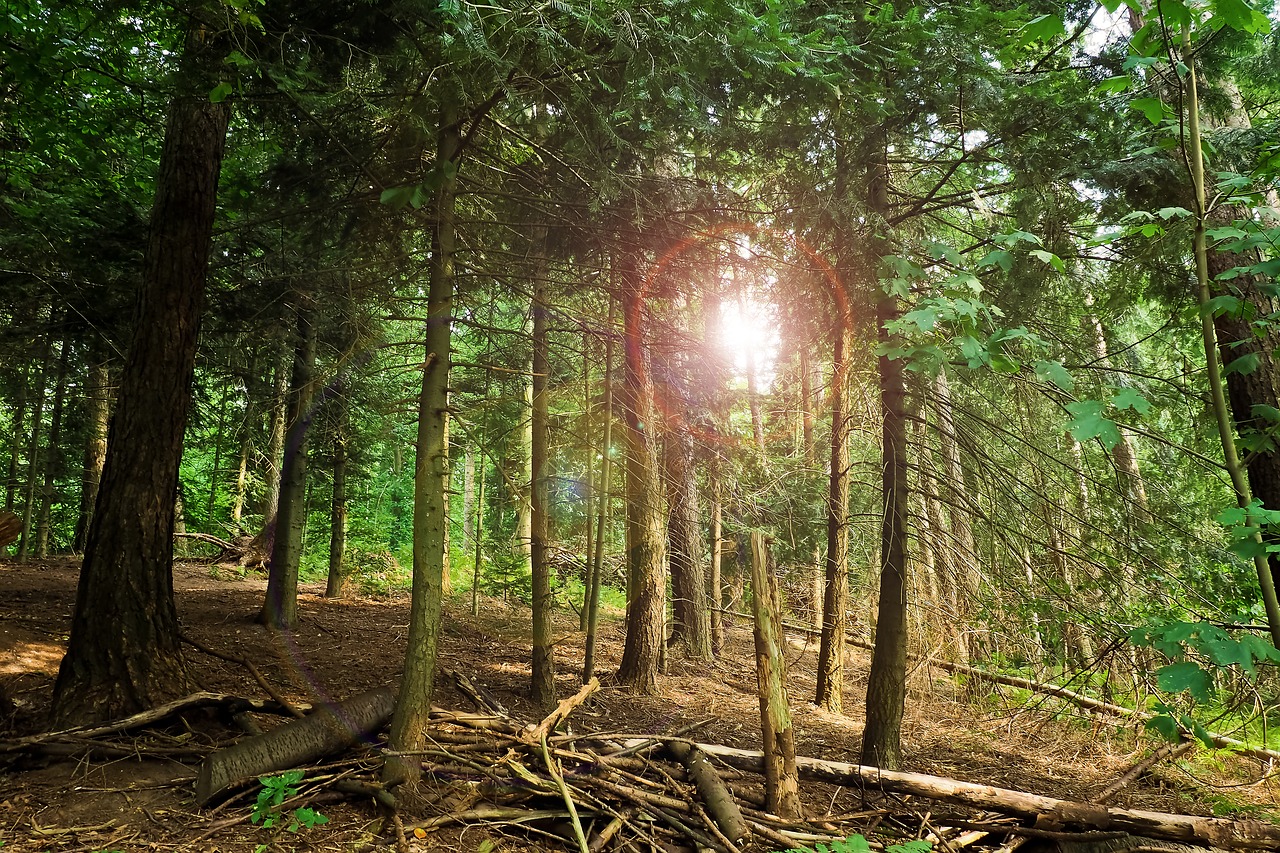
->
[195,686,395,805]
[0,510,20,550]
[749,531,800,819]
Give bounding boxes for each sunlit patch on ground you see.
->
[0,640,63,676]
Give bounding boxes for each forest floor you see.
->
[1,556,1278,853]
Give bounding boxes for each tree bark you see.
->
[616,248,667,694]
[749,532,801,819]
[325,412,349,599]
[17,332,51,562]
[862,137,910,770]
[36,335,71,558]
[74,351,111,552]
[51,11,231,724]
[385,100,459,788]
[531,237,557,709]
[259,305,317,630]
[583,301,614,682]
[664,408,712,659]
[4,362,29,514]
[261,326,291,521]
[816,322,850,711]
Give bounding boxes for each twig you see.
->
[181,632,307,719]
[542,733,590,853]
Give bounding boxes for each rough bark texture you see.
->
[385,103,458,788]
[664,413,712,659]
[196,687,395,805]
[530,246,557,709]
[261,329,291,521]
[816,323,850,712]
[709,470,724,656]
[749,533,801,818]
[260,306,316,630]
[4,363,29,514]
[617,249,667,694]
[583,307,615,683]
[51,22,230,724]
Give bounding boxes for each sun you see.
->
[718,293,780,393]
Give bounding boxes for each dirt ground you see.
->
[1,556,1278,852]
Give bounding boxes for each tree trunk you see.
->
[5,363,29,514]
[749,532,801,819]
[36,335,71,558]
[17,332,51,562]
[583,301,615,682]
[229,352,258,532]
[206,375,230,526]
[616,248,667,694]
[261,327,291,521]
[932,369,980,639]
[862,139,910,771]
[51,13,231,724]
[325,413,349,599]
[816,322,850,711]
[74,351,110,552]
[530,241,557,710]
[462,446,476,553]
[385,101,459,788]
[709,466,724,656]
[260,305,317,630]
[664,408,712,659]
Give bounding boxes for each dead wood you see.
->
[692,741,1280,849]
[0,691,300,754]
[668,739,750,843]
[0,509,20,550]
[524,676,600,743]
[195,686,395,805]
[1095,741,1198,805]
[180,632,306,718]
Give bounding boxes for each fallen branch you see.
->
[181,632,307,718]
[668,739,750,843]
[0,692,300,754]
[524,677,600,744]
[692,741,1280,849]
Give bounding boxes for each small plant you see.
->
[251,770,329,850]
[774,835,932,853]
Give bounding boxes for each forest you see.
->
[3,0,1280,850]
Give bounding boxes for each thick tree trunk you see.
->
[259,306,317,630]
[74,352,110,552]
[326,414,349,599]
[385,102,459,788]
[749,533,801,818]
[51,15,230,724]
[36,336,71,558]
[617,249,667,694]
[530,243,557,709]
[816,322,851,712]
[862,139,910,770]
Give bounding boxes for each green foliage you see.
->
[251,771,329,838]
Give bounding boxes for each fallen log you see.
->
[692,741,1280,850]
[668,740,749,844]
[195,686,395,805]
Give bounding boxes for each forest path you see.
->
[0,557,1275,852]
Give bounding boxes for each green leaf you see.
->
[1225,353,1261,376]
[1111,387,1150,415]
[1029,249,1066,273]
[1204,294,1244,317]
[1157,661,1213,702]
[1034,360,1074,393]
[379,186,415,209]
[1020,14,1066,43]
[978,249,1013,271]
[902,307,940,332]
[1157,206,1191,220]
[1065,400,1122,450]
[1145,713,1181,743]
[1210,0,1270,33]
[1131,97,1165,125]
[1252,404,1280,423]
[209,81,233,103]
[1097,75,1131,94]
[1190,719,1216,749]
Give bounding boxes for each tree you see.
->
[52,2,232,724]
